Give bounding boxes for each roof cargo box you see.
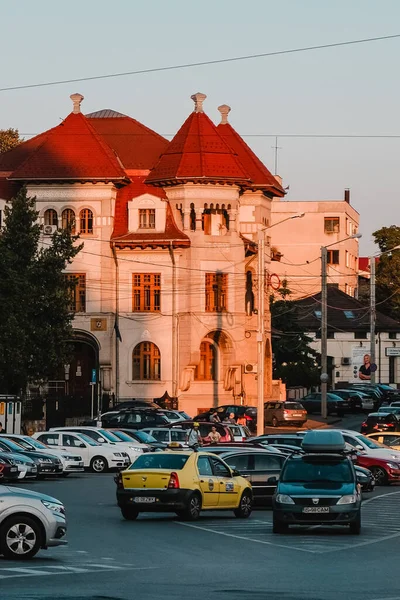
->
[301,430,345,453]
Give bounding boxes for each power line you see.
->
[1,33,399,92]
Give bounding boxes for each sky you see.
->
[1,0,399,255]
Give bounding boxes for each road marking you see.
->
[0,564,157,580]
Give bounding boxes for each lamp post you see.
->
[369,244,400,383]
[321,233,362,418]
[257,212,305,436]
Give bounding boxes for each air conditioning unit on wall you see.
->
[43,225,58,235]
[341,357,352,366]
[244,363,258,374]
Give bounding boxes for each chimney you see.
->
[344,188,350,204]
[70,93,84,114]
[191,92,207,113]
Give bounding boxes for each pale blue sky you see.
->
[1,0,399,254]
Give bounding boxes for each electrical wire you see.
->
[1,34,399,93]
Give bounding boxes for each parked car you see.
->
[0,485,67,559]
[330,390,363,412]
[264,401,307,427]
[300,392,349,416]
[2,434,84,476]
[141,428,189,446]
[272,430,362,534]
[366,432,400,450]
[158,410,190,423]
[0,456,19,482]
[335,428,400,464]
[360,412,400,434]
[219,450,286,506]
[167,421,234,443]
[100,409,170,430]
[251,434,305,448]
[224,424,252,442]
[0,438,63,478]
[33,431,130,473]
[50,426,146,462]
[195,406,257,432]
[0,451,38,480]
[107,428,167,451]
[354,451,400,485]
[378,405,400,416]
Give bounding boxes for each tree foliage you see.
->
[0,187,83,394]
[0,128,22,154]
[372,225,400,320]
[270,281,320,388]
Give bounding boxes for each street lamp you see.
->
[257,212,305,436]
[369,244,400,383]
[321,233,362,419]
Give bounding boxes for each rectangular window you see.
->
[64,273,86,312]
[139,209,155,229]
[132,274,161,312]
[345,251,350,268]
[324,217,340,233]
[389,332,397,340]
[205,273,228,312]
[327,250,340,265]
[356,331,368,339]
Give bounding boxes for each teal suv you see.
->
[272,430,362,535]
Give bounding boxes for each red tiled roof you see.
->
[10,113,127,182]
[112,177,166,238]
[217,121,285,197]
[146,110,250,186]
[87,112,169,170]
[0,132,50,172]
[0,177,18,201]
[112,193,189,249]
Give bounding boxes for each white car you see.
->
[2,434,84,477]
[337,429,400,461]
[50,426,146,462]
[33,431,130,473]
[158,410,191,423]
[141,427,189,446]
[0,485,67,559]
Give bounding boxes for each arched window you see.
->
[132,342,161,380]
[80,209,93,234]
[44,209,58,226]
[62,209,76,234]
[195,341,216,380]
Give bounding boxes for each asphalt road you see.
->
[2,415,400,600]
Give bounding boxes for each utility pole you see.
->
[257,229,266,436]
[370,256,376,383]
[320,246,328,419]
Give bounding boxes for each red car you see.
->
[355,451,400,485]
[0,456,19,482]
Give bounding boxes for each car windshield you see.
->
[367,415,393,423]
[23,437,47,449]
[129,454,189,470]
[0,438,26,452]
[379,407,400,414]
[112,431,138,442]
[282,459,353,483]
[6,438,34,450]
[77,433,100,447]
[134,431,157,443]
[179,412,191,420]
[97,430,121,442]
[355,434,384,449]
[284,403,304,410]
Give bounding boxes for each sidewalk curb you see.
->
[305,418,342,429]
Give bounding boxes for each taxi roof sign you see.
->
[301,430,345,454]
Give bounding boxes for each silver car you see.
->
[0,485,67,559]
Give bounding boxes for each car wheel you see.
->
[272,513,288,534]
[234,491,253,518]
[181,492,202,521]
[369,466,388,486]
[0,516,42,560]
[272,417,278,428]
[121,506,139,521]
[90,456,108,473]
[349,512,361,535]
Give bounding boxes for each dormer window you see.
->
[139,209,155,229]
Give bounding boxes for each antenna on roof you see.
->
[218,104,231,124]
[271,136,282,175]
[70,93,84,114]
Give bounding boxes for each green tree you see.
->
[372,225,400,319]
[270,281,320,388]
[0,187,82,394]
[0,128,22,154]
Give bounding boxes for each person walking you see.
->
[187,422,202,448]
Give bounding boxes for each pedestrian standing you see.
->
[187,422,202,448]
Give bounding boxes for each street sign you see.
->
[385,347,400,357]
[91,369,97,384]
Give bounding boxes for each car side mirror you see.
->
[267,476,278,484]
[79,443,86,448]
[355,445,364,451]
[231,469,241,477]
[97,438,105,443]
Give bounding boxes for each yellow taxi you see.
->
[116,447,253,521]
[366,432,400,450]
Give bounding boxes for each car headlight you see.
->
[37,457,52,463]
[275,494,295,505]
[113,452,122,457]
[386,462,400,470]
[337,494,358,505]
[130,447,143,453]
[65,455,76,461]
[41,500,65,515]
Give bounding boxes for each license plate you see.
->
[293,414,303,417]
[10,467,17,472]
[133,497,155,504]
[303,506,329,513]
